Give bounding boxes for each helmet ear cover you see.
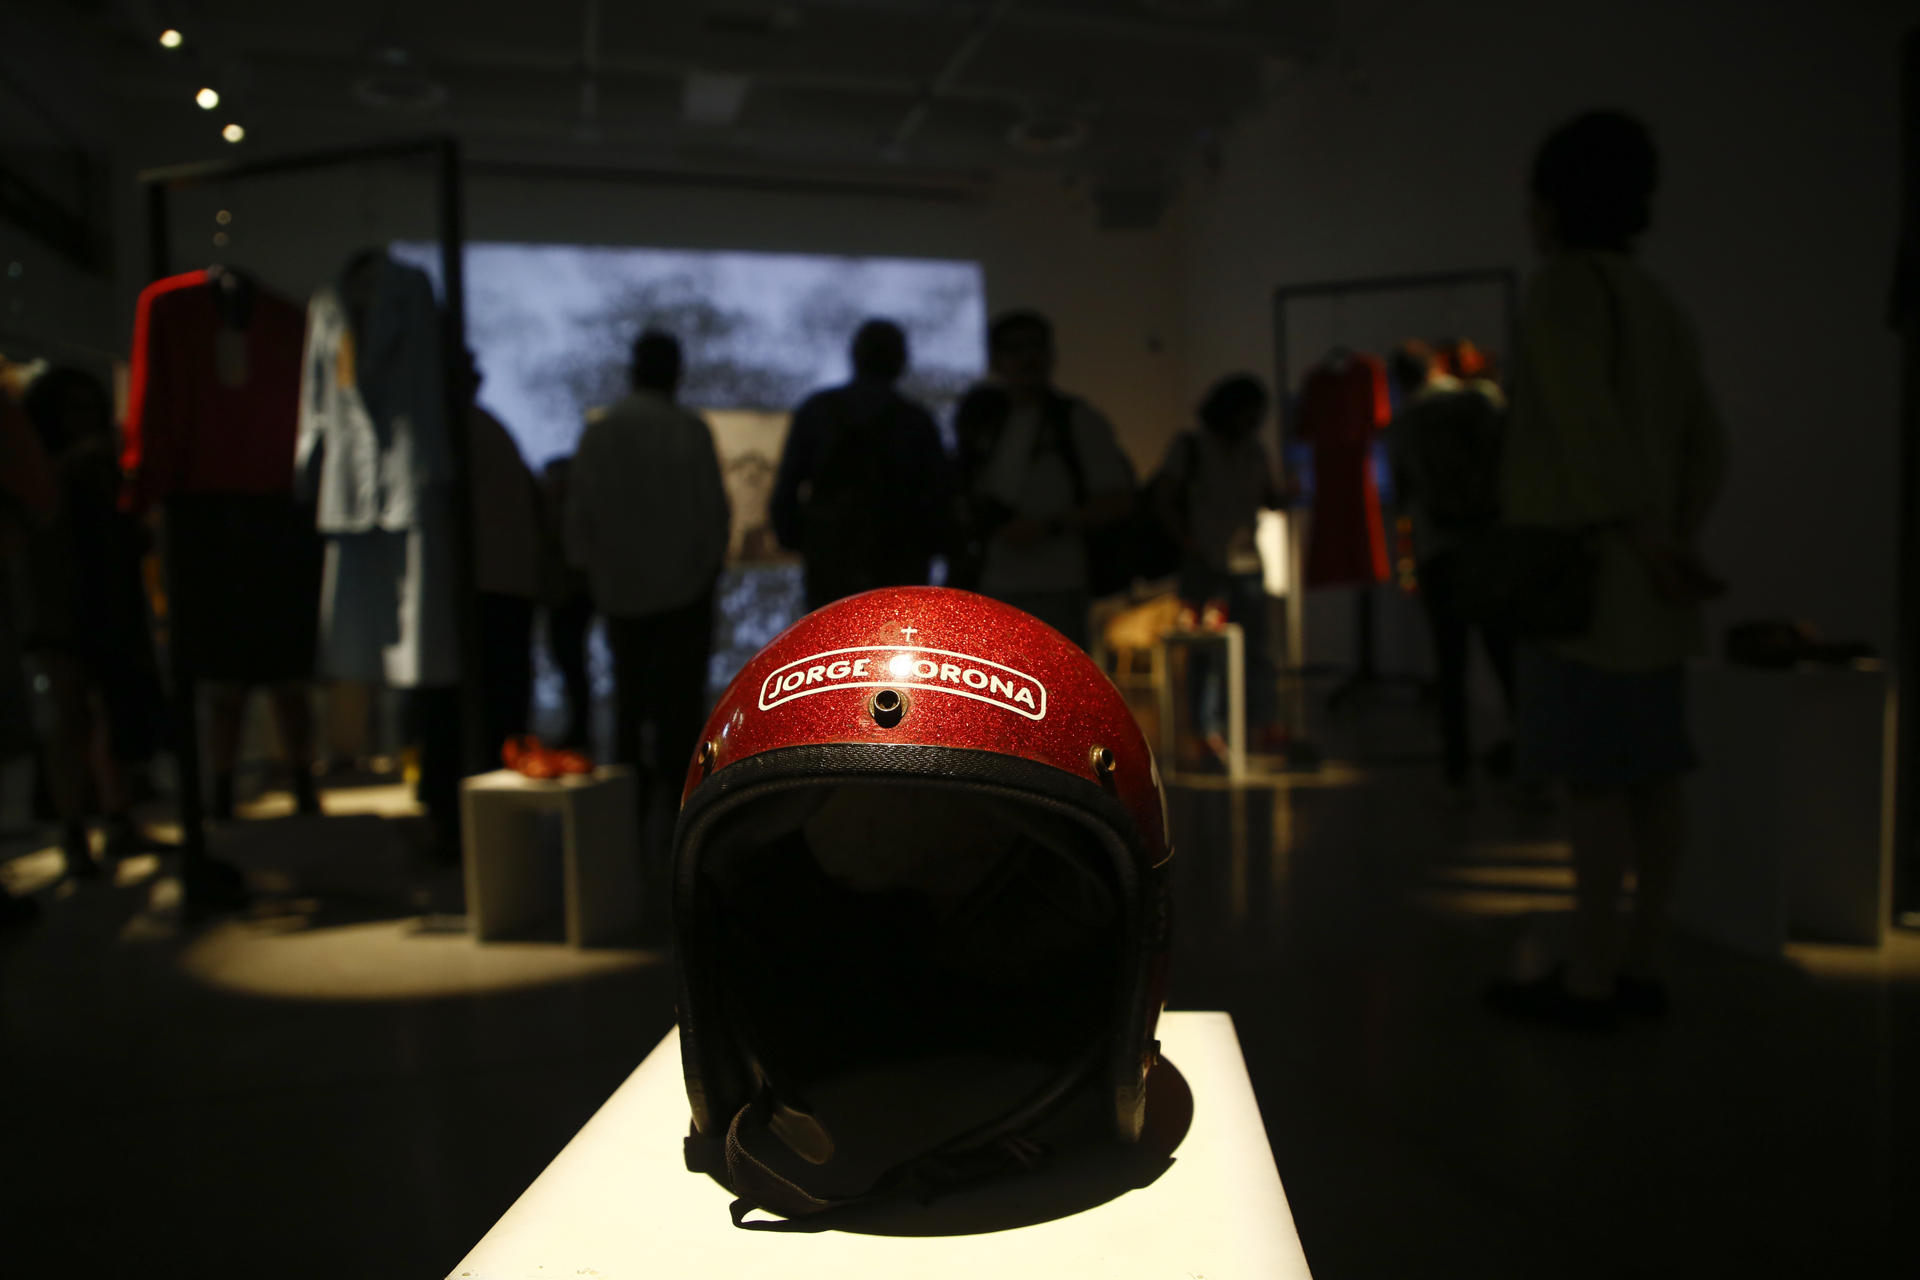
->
[673,743,1164,1208]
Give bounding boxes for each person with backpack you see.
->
[957,310,1134,649]
[1388,341,1517,797]
[1156,374,1287,762]
[771,319,952,611]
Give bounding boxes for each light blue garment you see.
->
[298,252,458,687]
[295,254,449,534]
[316,491,459,688]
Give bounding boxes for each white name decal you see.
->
[756,646,1048,721]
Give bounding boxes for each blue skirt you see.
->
[1516,645,1695,787]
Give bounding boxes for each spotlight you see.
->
[159,29,184,49]
[215,209,231,225]
[196,87,219,110]
[221,123,245,144]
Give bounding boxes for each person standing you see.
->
[1387,341,1516,797]
[17,368,166,874]
[1156,374,1288,760]
[1,377,55,919]
[539,457,595,750]
[463,350,544,757]
[770,319,951,611]
[1489,112,1727,1028]
[566,330,729,801]
[964,310,1133,649]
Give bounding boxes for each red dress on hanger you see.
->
[1296,352,1391,588]
[121,269,306,512]
[120,268,320,683]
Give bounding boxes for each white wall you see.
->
[1176,0,1914,659]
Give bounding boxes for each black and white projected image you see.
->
[390,241,987,713]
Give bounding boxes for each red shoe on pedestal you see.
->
[502,736,562,780]
[549,747,594,776]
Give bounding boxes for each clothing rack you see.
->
[1271,266,1518,728]
[139,137,479,907]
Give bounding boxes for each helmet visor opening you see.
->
[695,780,1123,1192]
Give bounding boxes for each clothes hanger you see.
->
[205,264,257,329]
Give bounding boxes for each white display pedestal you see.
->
[1674,663,1896,956]
[449,1010,1312,1279]
[1158,625,1248,780]
[459,767,640,948]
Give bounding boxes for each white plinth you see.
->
[449,1010,1312,1278]
[1159,624,1248,779]
[459,766,640,948]
[1675,663,1895,955]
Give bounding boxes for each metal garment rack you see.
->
[138,137,480,903]
[1271,266,1518,726]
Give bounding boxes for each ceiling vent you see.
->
[684,72,752,125]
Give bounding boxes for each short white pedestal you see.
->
[1158,624,1247,779]
[449,1010,1312,1278]
[1675,663,1896,955]
[459,767,640,948]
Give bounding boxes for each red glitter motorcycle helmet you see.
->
[672,586,1171,1221]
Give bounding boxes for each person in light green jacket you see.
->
[1490,112,1727,1029]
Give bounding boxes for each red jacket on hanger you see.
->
[1296,352,1391,588]
[121,269,306,512]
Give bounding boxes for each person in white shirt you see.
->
[566,331,730,797]
[966,310,1133,648]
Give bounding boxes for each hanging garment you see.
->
[121,268,322,681]
[295,254,448,534]
[122,269,307,508]
[1296,353,1391,588]
[297,252,456,688]
[317,493,460,688]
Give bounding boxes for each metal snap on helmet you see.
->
[672,586,1171,1221]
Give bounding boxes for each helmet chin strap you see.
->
[720,1036,1109,1225]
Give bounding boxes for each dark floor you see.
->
[1,697,1914,1277]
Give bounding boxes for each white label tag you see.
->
[757,646,1048,721]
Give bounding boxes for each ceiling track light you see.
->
[221,123,245,144]
[159,29,184,49]
[196,87,220,110]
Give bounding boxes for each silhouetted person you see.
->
[464,349,543,755]
[1387,341,1516,796]
[960,310,1133,648]
[1489,111,1727,1028]
[567,331,729,804]
[17,369,166,874]
[1156,374,1287,759]
[0,379,54,921]
[540,457,594,750]
[770,319,951,611]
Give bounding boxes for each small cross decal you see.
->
[900,625,919,641]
